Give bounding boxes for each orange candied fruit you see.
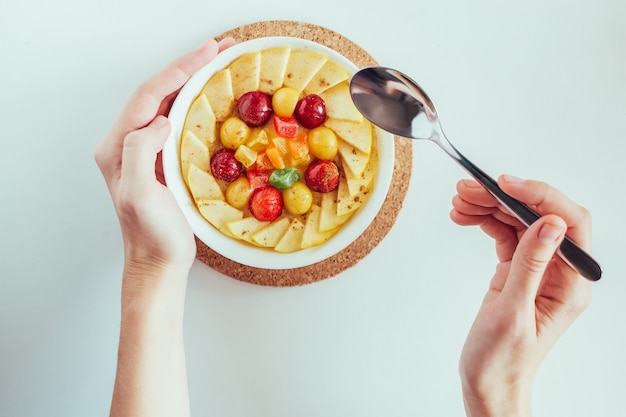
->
[265,146,286,169]
[287,133,309,160]
[254,152,275,171]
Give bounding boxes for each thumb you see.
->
[120,116,171,191]
[503,215,567,303]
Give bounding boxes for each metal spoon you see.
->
[350,66,602,281]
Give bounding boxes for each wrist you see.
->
[121,259,190,311]
[462,382,532,417]
[122,234,196,277]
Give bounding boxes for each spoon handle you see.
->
[441,141,602,281]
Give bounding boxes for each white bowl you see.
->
[163,36,394,269]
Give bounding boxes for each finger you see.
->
[119,116,171,195]
[456,179,500,208]
[491,206,525,229]
[116,39,220,134]
[217,37,237,51]
[502,214,567,304]
[456,178,527,230]
[451,194,496,216]
[154,38,237,118]
[498,175,592,249]
[96,39,221,183]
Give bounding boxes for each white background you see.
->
[1,1,625,416]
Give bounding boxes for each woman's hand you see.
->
[95,37,236,276]
[96,37,236,417]
[451,175,593,417]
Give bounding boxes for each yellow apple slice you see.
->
[274,218,305,253]
[301,204,339,248]
[338,140,370,178]
[319,82,363,122]
[336,175,368,216]
[180,130,210,182]
[201,69,234,122]
[319,190,352,232]
[183,94,216,146]
[226,216,270,244]
[304,60,349,95]
[187,164,224,202]
[344,147,378,196]
[196,199,243,229]
[251,216,290,247]
[282,49,327,92]
[259,47,290,95]
[324,118,372,155]
[229,51,261,99]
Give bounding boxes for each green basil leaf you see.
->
[269,168,301,189]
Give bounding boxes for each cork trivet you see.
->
[195,20,413,287]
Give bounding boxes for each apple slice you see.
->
[319,82,363,122]
[180,130,210,182]
[201,69,235,122]
[251,216,290,247]
[304,60,349,95]
[274,218,305,253]
[336,175,369,217]
[226,216,270,243]
[196,199,243,229]
[183,94,216,146]
[282,49,327,92]
[338,140,370,178]
[301,204,339,248]
[187,164,224,202]
[344,147,378,196]
[319,190,352,232]
[324,118,372,155]
[259,47,291,95]
[229,51,261,99]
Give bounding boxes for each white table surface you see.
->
[2,1,625,416]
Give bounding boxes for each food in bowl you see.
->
[180,41,379,252]
[163,37,394,268]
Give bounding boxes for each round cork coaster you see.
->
[195,20,413,287]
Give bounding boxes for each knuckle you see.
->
[116,184,144,220]
[577,205,592,227]
[122,129,142,147]
[134,79,153,98]
[93,140,108,169]
[518,252,550,275]
[93,145,104,168]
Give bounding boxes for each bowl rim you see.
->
[163,36,395,269]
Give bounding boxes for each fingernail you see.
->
[502,174,524,183]
[538,222,566,243]
[217,37,235,48]
[462,179,481,188]
[150,116,169,129]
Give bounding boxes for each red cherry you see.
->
[249,186,283,221]
[294,94,327,129]
[237,91,272,127]
[304,160,339,193]
[210,148,243,182]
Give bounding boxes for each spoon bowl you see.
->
[350,66,602,281]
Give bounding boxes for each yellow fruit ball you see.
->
[282,182,313,216]
[307,126,338,160]
[220,117,250,149]
[225,176,253,209]
[272,87,300,117]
